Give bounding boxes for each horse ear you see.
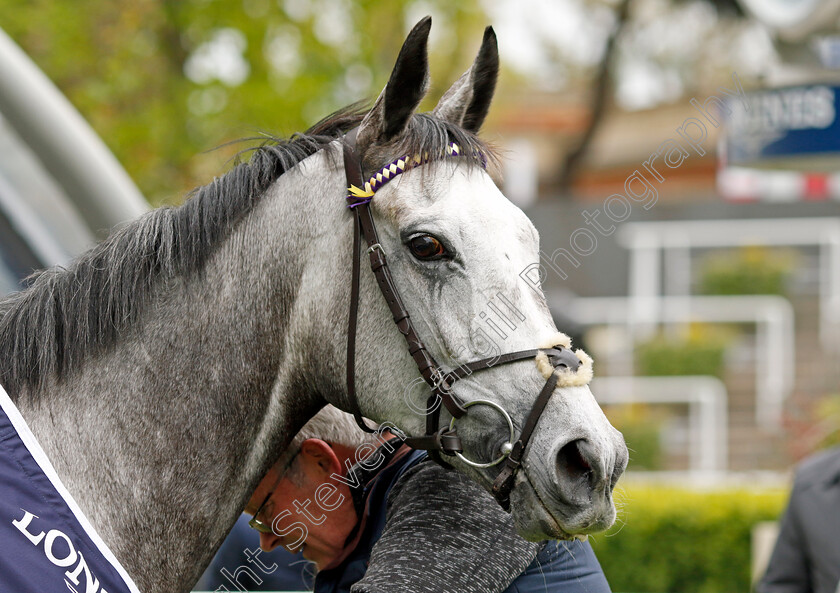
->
[432,26,498,133]
[356,17,432,148]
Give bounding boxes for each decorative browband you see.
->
[346,142,464,208]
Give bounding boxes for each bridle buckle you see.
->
[433,428,463,456]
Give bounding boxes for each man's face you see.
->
[247,439,358,570]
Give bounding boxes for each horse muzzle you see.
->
[509,417,629,541]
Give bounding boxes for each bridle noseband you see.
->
[341,129,584,510]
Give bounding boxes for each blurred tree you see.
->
[557,0,630,192]
[2,0,772,204]
[1,0,488,205]
[522,0,768,194]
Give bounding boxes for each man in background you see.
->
[758,445,840,593]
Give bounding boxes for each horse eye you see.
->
[408,235,447,260]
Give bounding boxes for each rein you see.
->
[341,129,583,510]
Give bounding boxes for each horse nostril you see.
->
[609,442,629,494]
[556,439,593,490]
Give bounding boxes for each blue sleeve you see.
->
[502,540,611,593]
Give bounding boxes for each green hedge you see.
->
[699,247,794,296]
[590,484,787,593]
[636,325,734,378]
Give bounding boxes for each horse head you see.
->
[342,17,628,541]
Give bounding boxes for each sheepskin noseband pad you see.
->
[535,332,594,387]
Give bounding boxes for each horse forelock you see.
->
[0,103,495,401]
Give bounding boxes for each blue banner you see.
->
[0,385,141,593]
[725,84,840,167]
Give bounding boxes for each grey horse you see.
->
[0,17,627,593]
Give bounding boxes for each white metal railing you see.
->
[592,375,729,472]
[618,217,840,351]
[568,295,794,428]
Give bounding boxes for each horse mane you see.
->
[0,104,494,398]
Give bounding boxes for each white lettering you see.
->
[65,551,100,593]
[734,86,836,133]
[270,510,308,551]
[354,442,384,471]
[12,509,107,592]
[12,509,45,545]
[675,118,708,156]
[315,483,345,512]
[44,529,77,567]
[718,72,750,112]
[330,459,362,488]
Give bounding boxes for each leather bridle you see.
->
[341,129,583,510]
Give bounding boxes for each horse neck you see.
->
[16,148,349,593]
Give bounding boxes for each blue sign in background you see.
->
[725,84,840,166]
